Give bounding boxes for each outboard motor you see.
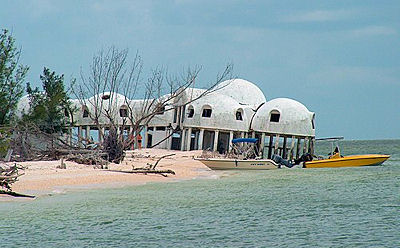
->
[294,153,313,165]
[272,153,313,168]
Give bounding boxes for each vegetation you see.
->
[7,68,76,161]
[23,67,73,134]
[0,29,28,126]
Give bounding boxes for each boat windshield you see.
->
[315,136,344,159]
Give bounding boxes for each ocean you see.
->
[1,140,399,247]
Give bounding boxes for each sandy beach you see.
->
[1,149,216,200]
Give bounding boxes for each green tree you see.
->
[0,29,28,125]
[25,67,73,134]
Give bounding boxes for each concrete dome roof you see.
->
[214,79,266,107]
[88,92,129,107]
[71,92,132,125]
[16,95,31,118]
[251,98,315,136]
[182,93,252,131]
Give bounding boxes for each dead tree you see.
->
[72,46,234,163]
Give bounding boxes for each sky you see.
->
[1,0,399,140]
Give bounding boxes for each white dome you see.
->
[16,95,31,118]
[251,98,315,136]
[89,92,128,108]
[72,92,132,125]
[182,93,252,131]
[173,87,207,106]
[213,79,266,107]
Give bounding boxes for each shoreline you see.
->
[1,149,216,201]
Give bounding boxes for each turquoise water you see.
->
[1,140,399,247]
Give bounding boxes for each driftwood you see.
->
[0,163,24,191]
[63,150,109,169]
[110,153,176,177]
[0,163,34,198]
[0,190,35,198]
[148,153,175,170]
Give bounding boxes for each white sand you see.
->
[2,149,216,199]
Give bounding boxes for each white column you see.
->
[186,128,192,151]
[240,132,245,138]
[289,136,296,160]
[260,133,265,157]
[251,131,255,138]
[309,138,314,154]
[303,137,308,154]
[177,107,181,126]
[228,131,234,152]
[296,137,301,159]
[165,128,170,150]
[68,127,72,146]
[274,134,280,154]
[86,126,90,140]
[213,130,219,152]
[100,126,105,143]
[77,126,82,147]
[198,129,204,150]
[180,128,186,151]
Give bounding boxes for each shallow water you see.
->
[1,140,399,247]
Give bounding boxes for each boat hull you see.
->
[305,154,390,168]
[195,158,279,170]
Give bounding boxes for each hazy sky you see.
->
[1,0,399,140]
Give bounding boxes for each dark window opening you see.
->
[236,111,243,121]
[102,94,110,100]
[270,113,280,122]
[156,126,166,131]
[202,108,212,118]
[119,108,128,117]
[148,127,154,131]
[188,107,194,118]
[83,109,89,118]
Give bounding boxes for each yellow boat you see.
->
[304,137,390,168]
[304,154,390,168]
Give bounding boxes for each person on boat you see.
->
[328,146,343,159]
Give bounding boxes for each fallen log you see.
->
[0,190,35,198]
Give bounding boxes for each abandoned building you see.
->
[16,78,316,160]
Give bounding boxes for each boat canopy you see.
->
[232,138,258,144]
